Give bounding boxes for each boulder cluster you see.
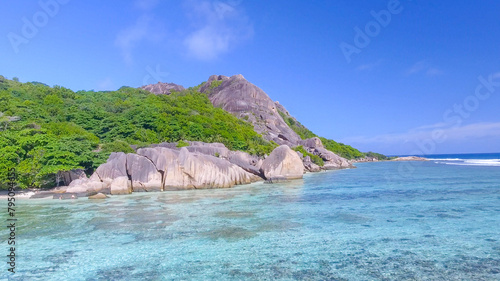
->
[50,139,354,199]
[40,74,359,199]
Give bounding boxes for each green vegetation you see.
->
[176,140,190,148]
[278,110,316,140]
[319,137,364,160]
[364,151,395,160]
[209,80,223,89]
[293,145,324,166]
[0,77,275,189]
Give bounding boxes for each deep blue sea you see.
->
[2,154,500,280]
[424,152,500,167]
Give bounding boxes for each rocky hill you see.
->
[140,82,185,95]
[141,74,357,170]
[199,74,301,146]
[0,74,367,192]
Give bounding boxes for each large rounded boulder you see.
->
[260,145,304,181]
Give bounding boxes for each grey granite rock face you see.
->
[300,137,354,169]
[126,153,163,192]
[260,145,304,180]
[140,82,185,95]
[65,143,266,195]
[184,141,230,158]
[300,137,323,149]
[95,152,129,182]
[58,169,86,186]
[92,152,132,193]
[89,193,108,199]
[140,75,359,172]
[303,156,321,172]
[110,176,132,195]
[199,75,301,146]
[177,147,258,189]
[99,147,260,192]
[227,150,263,177]
[392,156,428,161]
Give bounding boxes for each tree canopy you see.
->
[0,78,275,189]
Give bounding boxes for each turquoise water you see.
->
[2,161,500,280]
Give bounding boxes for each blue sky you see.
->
[1,0,500,155]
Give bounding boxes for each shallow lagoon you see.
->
[2,161,500,280]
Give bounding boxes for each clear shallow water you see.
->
[1,161,500,280]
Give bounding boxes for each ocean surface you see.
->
[2,154,500,280]
[424,152,500,167]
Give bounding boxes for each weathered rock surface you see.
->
[352,156,379,163]
[184,141,230,158]
[176,147,258,189]
[95,152,129,185]
[138,147,259,190]
[65,173,108,194]
[300,137,323,149]
[58,169,86,186]
[126,153,163,192]
[227,150,263,177]
[260,145,304,180]
[89,193,108,199]
[140,75,363,172]
[392,156,428,161]
[140,82,185,95]
[303,156,321,172]
[199,75,301,146]
[300,137,354,169]
[110,176,132,195]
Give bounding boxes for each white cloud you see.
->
[406,60,444,76]
[183,0,253,60]
[115,0,164,65]
[340,122,500,146]
[115,15,153,65]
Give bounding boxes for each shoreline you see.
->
[0,159,427,200]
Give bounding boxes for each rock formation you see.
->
[227,150,263,177]
[302,156,321,172]
[61,145,260,197]
[58,169,86,186]
[300,137,354,169]
[89,193,108,199]
[94,152,131,194]
[46,74,368,198]
[126,153,163,192]
[140,82,185,95]
[140,75,357,171]
[183,141,230,158]
[199,74,302,146]
[392,156,428,161]
[260,145,304,181]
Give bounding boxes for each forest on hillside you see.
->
[0,77,276,188]
[0,76,386,189]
